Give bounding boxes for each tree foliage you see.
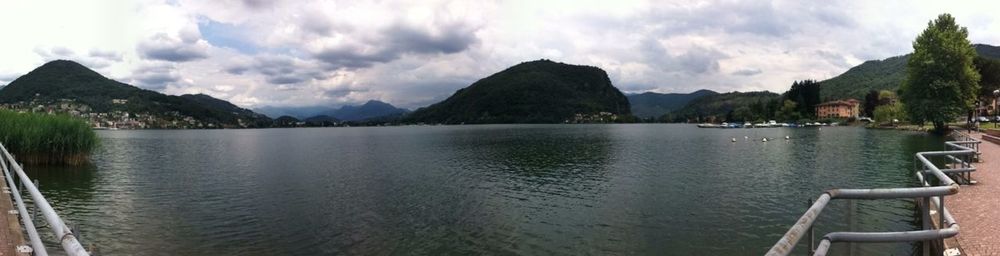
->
[782,80,821,119]
[863,90,879,117]
[900,14,980,132]
[874,103,907,124]
[975,56,1000,100]
[663,91,780,122]
[819,44,1000,101]
[406,60,632,124]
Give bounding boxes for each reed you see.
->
[0,110,98,165]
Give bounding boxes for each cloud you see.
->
[732,68,763,76]
[129,63,180,90]
[5,0,1000,110]
[88,49,123,61]
[224,65,249,75]
[313,21,479,70]
[137,33,209,62]
[34,46,76,60]
[0,72,20,84]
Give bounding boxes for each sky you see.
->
[1,0,999,109]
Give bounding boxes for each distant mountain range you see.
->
[255,100,409,122]
[0,60,271,128]
[627,90,718,118]
[406,59,631,124]
[820,44,1000,100]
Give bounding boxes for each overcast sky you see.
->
[1,0,999,109]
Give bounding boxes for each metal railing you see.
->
[0,143,90,256]
[766,132,978,256]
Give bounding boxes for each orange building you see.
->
[815,99,860,118]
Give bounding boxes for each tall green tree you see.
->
[975,56,1000,103]
[900,14,981,132]
[863,90,879,117]
[783,80,821,118]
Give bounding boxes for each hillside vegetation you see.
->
[663,91,781,122]
[820,44,1000,100]
[407,59,632,124]
[0,60,271,128]
[627,90,717,118]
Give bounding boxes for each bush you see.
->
[0,110,98,165]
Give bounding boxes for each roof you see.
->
[816,99,860,107]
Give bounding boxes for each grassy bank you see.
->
[0,110,98,165]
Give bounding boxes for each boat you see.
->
[697,123,718,128]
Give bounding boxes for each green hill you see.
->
[820,44,1000,100]
[627,89,717,118]
[665,91,781,122]
[0,60,271,128]
[406,59,631,124]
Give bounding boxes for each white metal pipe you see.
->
[0,155,47,256]
[0,144,89,256]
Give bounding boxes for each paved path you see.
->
[949,132,1000,256]
[0,169,26,256]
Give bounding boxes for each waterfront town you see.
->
[0,98,213,129]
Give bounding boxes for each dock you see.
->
[0,169,27,256]
[947,131,1000,255]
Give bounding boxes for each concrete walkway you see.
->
[949,132,1000,256]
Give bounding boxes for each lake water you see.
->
[25,124,943,255]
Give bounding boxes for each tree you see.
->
[900,14,981,133]
[863,90,879,117]
[878,90,898,105]
[783,80,821,118]
[874,103,907,124]
[975,56,1000,104]
[775,99,801,121]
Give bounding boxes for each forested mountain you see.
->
[180,93,268,120]
[0,60,271,128]
[820,44,1000,100]
[627,90,717,118]
[324,100,408,121]
[406,59,632,124]
[663,91,781,122]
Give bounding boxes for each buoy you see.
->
[785,136,790,140]
[731,138,737,142]
[744,136,749,141]
[762,137,768,142]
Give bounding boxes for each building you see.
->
[815,99,860,118]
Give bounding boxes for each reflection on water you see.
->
[22,125,942,255]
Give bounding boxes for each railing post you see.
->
[923,196,931,255]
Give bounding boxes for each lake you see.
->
[25,124,943,255]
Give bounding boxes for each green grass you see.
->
[0,110,98,165]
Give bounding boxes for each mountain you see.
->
[666,91,781,122]
[273,115,300,127]
[407,59,631,124]
[255,100,408,121]
[325,100,408,121]
[253,105,336,120]
[180,93,268,119]
[820,43,1000,100]
[627,89,718,118]
[302,115,340,126]
[0,60,270,128]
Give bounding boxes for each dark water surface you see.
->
[26,124,943,255]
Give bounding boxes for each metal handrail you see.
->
[0,143,89,256]
[766,133,975,256]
